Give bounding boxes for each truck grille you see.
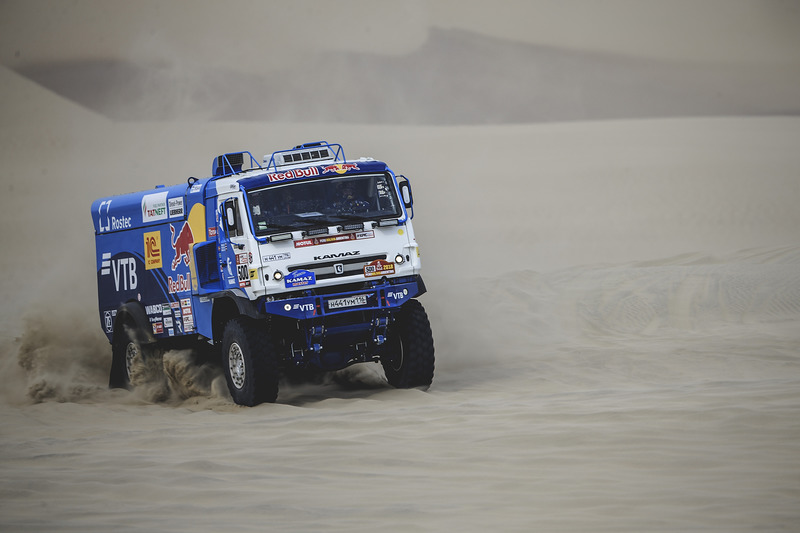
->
[288,254,387,281]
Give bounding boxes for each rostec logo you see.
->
[313,251,360,261]
[321,163,359,174]
[169,222,194,270]
[142,192,168,222]
[97,200,112,232]
[268,167,320,183]
[144,231,162,270]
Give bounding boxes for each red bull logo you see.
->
[169,222,194,270]
[321,163,360,174]
[268,167,320,183]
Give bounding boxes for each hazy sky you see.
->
[2,0,799,72]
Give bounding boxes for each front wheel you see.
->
[382,299,435,389]
[221,318,279,406]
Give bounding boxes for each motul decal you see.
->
[294,231,374,248]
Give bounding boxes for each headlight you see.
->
[394,254,405,264]
[273,271,283,281]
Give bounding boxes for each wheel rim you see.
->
[228,342,246,390]
[124,342,139,381]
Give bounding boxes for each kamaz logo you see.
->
[314,251,360,261]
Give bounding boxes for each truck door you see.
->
[218,196,254,293]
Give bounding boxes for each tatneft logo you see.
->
[142,191,169,222]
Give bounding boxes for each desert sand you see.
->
[1,2,799,531]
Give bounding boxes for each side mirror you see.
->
[398,180,413,208]
[222,198,241,236]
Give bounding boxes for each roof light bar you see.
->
[263,142,346,171]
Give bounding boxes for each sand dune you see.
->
[2,2,800,531]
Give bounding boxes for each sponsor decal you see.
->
[110,216,132,231]
[168,274,190,293]
[96,201,133,232]
[104,310,116,333]
[364,259,395,278]
[144,231,162,270]
[249,269,257,280]
[97,200,112,232]
[169,197,184,218]
[284,269,316,288]
[236,263,251,288]
[164,316,173,328]
[145,304,162,315]
[142,192,168,222]
[100,256,138,291]
[294,231,374,248]
[321,163,360,174]
[314,251,360,261]
[169,222,194,270]
[268,167,320,183]
[292,302,316,314]
[263,252,291,262]
[152,321,163,335]
[208,226,217,237]
[100,252,111,275]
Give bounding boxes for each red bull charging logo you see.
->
[321,163,359,174]
[169,222,194,270]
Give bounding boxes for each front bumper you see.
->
[258,275,425,320]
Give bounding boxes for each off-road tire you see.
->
[109,317,154,389]
[221,317,279,406]
[382,299,435,389]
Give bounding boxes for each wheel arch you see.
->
[113,300,156,345]
[211,293,260,344]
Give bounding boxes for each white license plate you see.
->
[328,294,369,309]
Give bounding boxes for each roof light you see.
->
[304,227,329,237]
[270,232,293,242]
[339,222,364,232]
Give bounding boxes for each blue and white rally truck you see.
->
[91,142,434,405]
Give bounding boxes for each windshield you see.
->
[247,173,402,236]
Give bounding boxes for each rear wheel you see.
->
[221,318,279,406]
[109,317,156,389]
[382,299,435,389]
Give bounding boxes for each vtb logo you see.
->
[144,231,162,270]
